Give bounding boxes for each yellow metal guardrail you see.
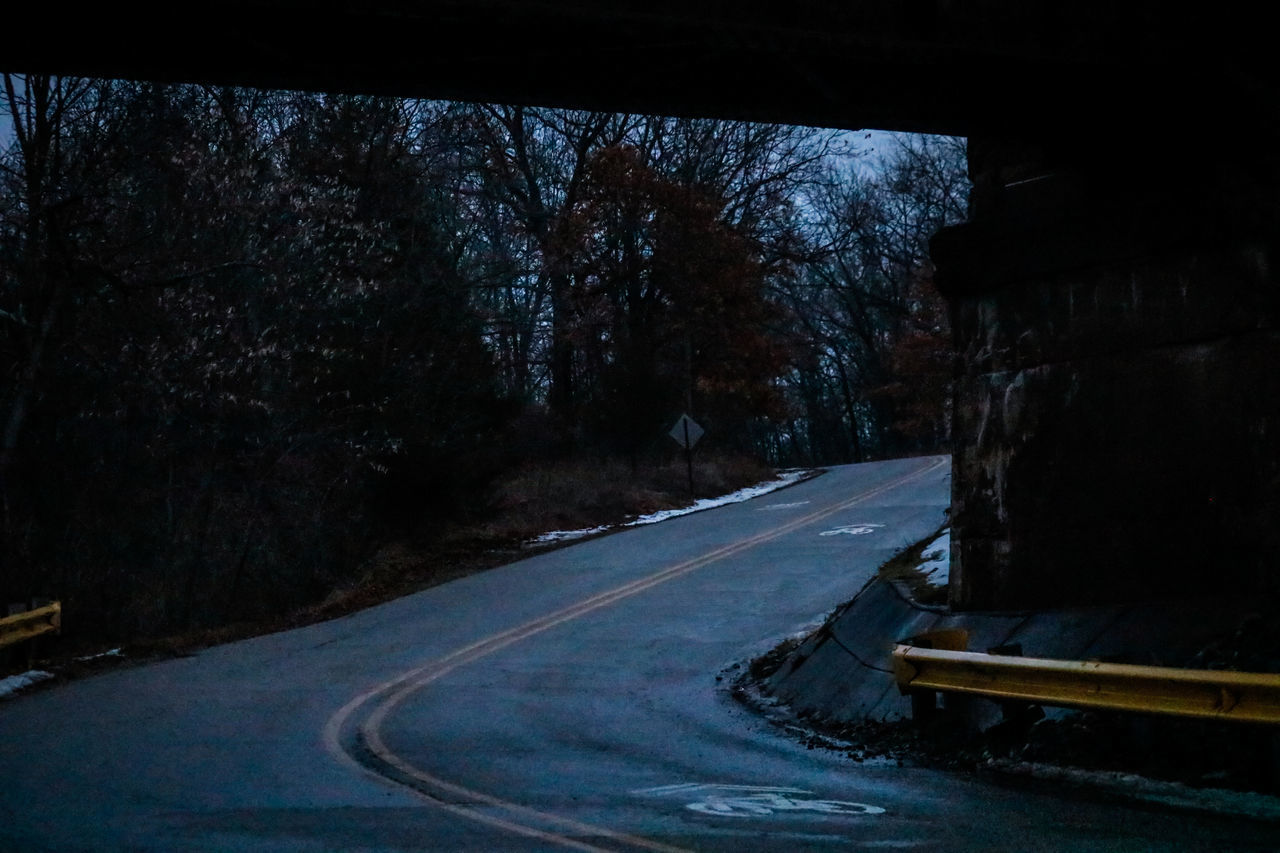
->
[893,630,1280,725]
[0,601,61,650]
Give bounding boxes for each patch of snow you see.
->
[0,670,54,700]
[528,469,812,546]
[74,647,123,663]
[756,500,811,511]
[916,529,950,586]
[786,616,829,643]
[530,526,610,544]
[623,470,811,527]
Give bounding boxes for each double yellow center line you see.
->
[324,456,947,851]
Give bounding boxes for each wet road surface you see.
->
[2,456,1277,850]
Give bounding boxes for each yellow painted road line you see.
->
[325,456,947,851]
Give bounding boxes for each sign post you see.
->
[668,414,704,494]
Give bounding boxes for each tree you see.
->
[566,142,793,457]
[466,105,632,428]
[1,83,511,637]
[769,133,968,463]
[0,76,969,640]
[1,73,111,606]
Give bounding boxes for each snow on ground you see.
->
[529,469,812,545]
[916,529,950,586]
[74,648,123,663]
[532,525,612,544]
[0,670,53,700]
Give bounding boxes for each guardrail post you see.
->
[7,603,26,669]
[910,689,938,722]
[31,598,55,667]
[981,642,1047,749]
[1269,731,1280,792]
[898,629,970,724]
[987,643,1032,721]
[6,602,29,669]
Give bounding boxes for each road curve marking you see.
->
[324,456,947,851]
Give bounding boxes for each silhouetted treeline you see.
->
[0,77,967,638]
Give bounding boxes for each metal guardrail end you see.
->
[891,647,920,695]
[0,600,62,649]
[894,629,969,701]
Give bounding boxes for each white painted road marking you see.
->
[327,458,946,851]
[633,784,886,819]
[820,523,884,536]
[688,794,885,818]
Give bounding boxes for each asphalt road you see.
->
[2,456,1277,851]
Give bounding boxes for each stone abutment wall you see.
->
[935,139,1279,610]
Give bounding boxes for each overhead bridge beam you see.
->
[3,2,1271,137]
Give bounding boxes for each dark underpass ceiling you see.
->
[5,2,1272,139]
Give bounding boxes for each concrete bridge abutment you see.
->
[934,137,1280,610]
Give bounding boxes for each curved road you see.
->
[1,457,1276,850]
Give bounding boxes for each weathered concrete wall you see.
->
[935,144,1280,609]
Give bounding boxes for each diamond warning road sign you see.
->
[668,414,704,449]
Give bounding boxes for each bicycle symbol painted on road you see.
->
[820,523,884,536]
[632,783,886,819]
